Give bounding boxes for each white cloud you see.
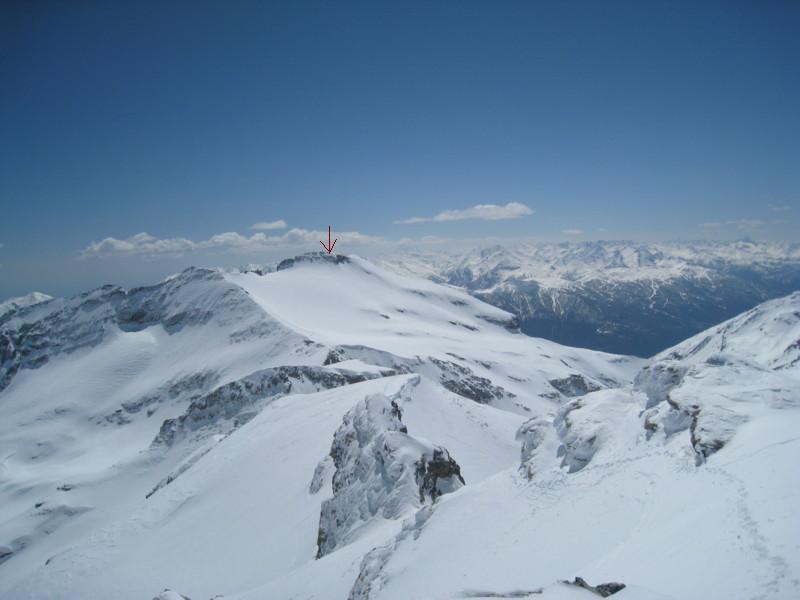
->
[561,228,584,236]
[396,235,450,245]
[250,220,287,230]
[699,219,764,230]
[396,202,533,224]
[81,228,383,258]
[769,204,792,213]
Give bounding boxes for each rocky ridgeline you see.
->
[315,388,464,558]
[0,267,291,392]
[324,345,515,407]
[103,370,221,425]
[153,365,384,447]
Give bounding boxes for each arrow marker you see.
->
[320,225,337,254]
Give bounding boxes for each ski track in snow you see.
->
[705,465,793,599]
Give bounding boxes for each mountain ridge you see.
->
[0,253,798,599]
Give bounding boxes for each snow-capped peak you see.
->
[0,292,52,318]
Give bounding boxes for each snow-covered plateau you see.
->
[0,253,798,600]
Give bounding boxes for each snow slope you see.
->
[1,253,798,600]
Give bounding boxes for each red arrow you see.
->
[320,225,337,254]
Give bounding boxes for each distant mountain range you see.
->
[0,292,52,319]
[378,240,800,356]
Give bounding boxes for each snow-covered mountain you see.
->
[378,240,800,357]
[0,253,798,600]
[0,292,52,319]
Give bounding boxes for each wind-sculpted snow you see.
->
[348,506,436,600]
[316,384,465,558]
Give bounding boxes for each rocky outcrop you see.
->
[548,374,601,398]
[516,416,552,479]
[564,576,626,597]
[634,362,688,408]
[554,399,598,473]
[103,370,220,425]
[153,366,378,447]
[277,252,351,271]
[430,357,508,404]
[316,390,464,558]
[415,448,464,503]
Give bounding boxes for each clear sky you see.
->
[1,0,798,299]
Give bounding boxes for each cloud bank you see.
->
[396,202,533,224]
[81,229,383,258]
[699,219,764,230]
[250,220,288,230]
[769,204,792,213]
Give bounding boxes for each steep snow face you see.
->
[377,240,800,356]
[0,292,52,318]
[636,291,800,463]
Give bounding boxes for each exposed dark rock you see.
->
[277,252,350,271]
[449,320,479,331]
[477,313,521,332]
[415,448,465,502]
[565,576,626,597]
[152,590,192,600]
[324,349,344,365]
[430,357,508,404]
[548,374,601,398]
[153,365,379,447]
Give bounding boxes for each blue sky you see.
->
[1,0,798,299]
